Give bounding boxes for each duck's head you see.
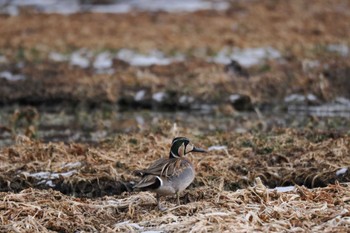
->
[169,137,207,158]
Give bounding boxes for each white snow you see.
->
[0,0,229,15]
[135,115,145,125]
[93,52,113,70]
[284,94,305,103]
[45,180,55,187]
[49,52,69,62]
[22,170,77,179]
[335,97,350,106]
[208,145,227,151]
[179,95,194,104]
[229,94,241,102]
[70,51,90,68]
[212,47,282,67]
[116,49,184,66]
[306,94,318,102]
[134,90,146,101]
[336,167,348,176]
[284,93,319,103]
[327,44,349,57]
[271,186,295,193]
[152,92,166,102]
[0,71,26,81]
[114,221,143,230]
[131,0,229,13]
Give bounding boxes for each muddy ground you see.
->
[0,0,350,232]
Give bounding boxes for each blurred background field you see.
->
[0,0,349,232]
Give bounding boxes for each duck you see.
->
[133,137,206,210]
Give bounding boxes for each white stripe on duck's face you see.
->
[178,143,193,156]
[176,142,194,157]
[177,143,185,157]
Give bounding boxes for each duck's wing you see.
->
[133,175,161,190]
[133,158,184,177]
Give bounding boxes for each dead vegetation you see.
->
[2,183,350,232]
[0,126,349,231]
[0,0,350,107]
[0,0,350,232]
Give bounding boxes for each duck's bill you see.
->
[192,147,207,153]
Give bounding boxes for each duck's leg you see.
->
[157,194,166,211]
[176,192,180,206]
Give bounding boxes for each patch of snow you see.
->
[135,115,145,125]
[116,49,184,66]
[93,52,113,70]
[229,94,241,103]
[302,59,320,71]
[235,128,247,133]
[1,0,229,15]
[212,47,282,67]
[22,170,77,180]
[131,0,229,13]
[84,3,132,14]
[179,95,194,104]
[0,71,26,81]
[288,103,350,118]
[115,221,143,230]
[36,0,80,14]
[134,90,146,102]
[335,97,350,106]
[284,94,305,103]
[284,93,320,104]
[152,92,166,102]
[336,167,348,176]
[90,130,107,140]
[208,145,227,151]
[327,44,349,57]
[306,94,318,102]
[45,180,55,187]
[6,0,58,6]
[271,186,295,193]
[70,51,90,68]
[49,52,68,62]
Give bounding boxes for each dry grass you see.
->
[1,0,350,231]
[1,181,349,232]
[0,0,349,54]
[0,126,350,232]
[1,0,350,105]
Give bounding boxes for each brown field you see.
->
[1,129,350,232]
[0,0,350,232]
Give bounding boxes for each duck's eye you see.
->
[185,144,194,154]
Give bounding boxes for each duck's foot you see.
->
[156,194,167,211]
[158,204,167,212]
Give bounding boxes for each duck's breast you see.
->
[171,164,195,193]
